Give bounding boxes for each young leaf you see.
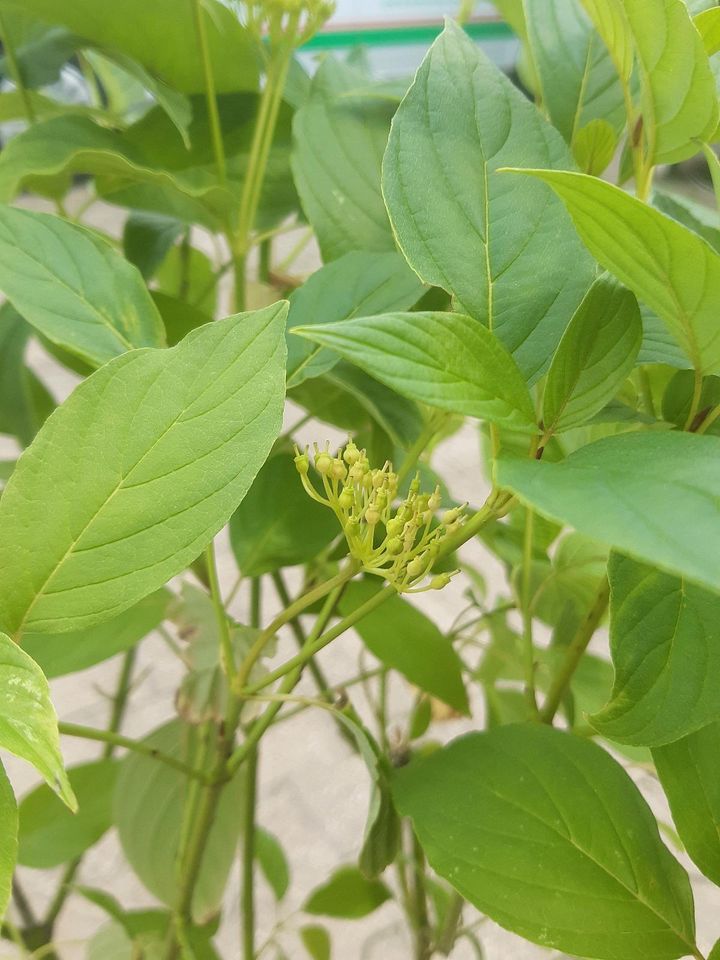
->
[292,57,395,259]
[542,276,641,434]
[0,632,75,809]
[286,251,425,388]
[22,590,170,679]
[7,0,258,94]
[0,204,166,366]
[114,720,244,924]
[230,453,337,577]
[508,170,720,374]
[382,20,595,382]
[123,211,184,280]
[696,6,720,56]
[524,0,625,143]
[0,762,17,922]
[590,554,720,746]
[293,312,537,433]
[621,0,717,165]
[580,0,634,81]
[300,925,331,960]
[498,431,720,592]
[394,726,697,960]
[653,721,720,885]
[256,827,290,901]
[304,866,391,920]
[18,759,118,868]
[0,305,287,636]
[339,580,469,715]
[572,118,617,175]
[0,303,54,446]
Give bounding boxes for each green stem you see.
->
[58,722,210,783]
[192,0,226,184]
[233,564,358,695]
[637,366,656,419]
[259,238,272,284]
[435,891,464,955]
[270,571,333,695]
[456,0,476,25]
[206,541,237,683]
[539,577,610,724]
[697,403,720,434]
[411,830,432,960]
[241,747,259,960]
[684,367,704,431]
[520,509,539,719]
[0,8,35,124]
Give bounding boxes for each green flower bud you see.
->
[371,470,385,489]
[331,458,347,480]
[386,517,403,537]
[338,487,354,510]
[343,441,361,465]
[406,554,427,579]
[441,507,462,525]
[428,487,442,511]
[365,506,381,526]
[386,536,403,556]
[315,451,333,475]
[429,572,455,590]
[374,490,388,511]
[293,447,309,475]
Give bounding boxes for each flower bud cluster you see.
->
[294,441,464,593]
[245,0,335,49]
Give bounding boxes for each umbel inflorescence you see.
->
[294,441,464,593]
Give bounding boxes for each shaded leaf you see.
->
[256,827,290,901]
[304,865,391,919]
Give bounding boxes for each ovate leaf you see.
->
[286,251,425,388]
[0,305,287,636]
[382,21,595,382]
[304,866,391,919]
[524,0,625,142]
[572,119,618,175]
[293,312,537,432]
[0,205,166,366]
[0,633,75,808]
[18,759,117,868]
[256,827,290,901]
[590,554,720,746]
[622,0,717,165]
[543,276,641,434]
[229,453,337,577]
[339,580,469,715]
[394,726,697,960]
[301,925,331,960]
[653,721,720,885]
[114,720,244,923]
[6,0,258,94]
[497,431,720,591]
[510,170,720,374]
[123,211,184,280]
[292,57,395,259]
[0,762,17,922]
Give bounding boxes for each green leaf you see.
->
[0,204,165,366]
[572,118,618,175]
[653,721,720,886]
[304,865,391,919]
[152,292,212,347]
[22,590,170,679]
[300,925,331,960]
[653,189,720,253]
[510,169,720,375]
[286,251,425,388]
[293,312,537,432]
[394,725,697,960]
[497,431,720,592]
[0,115,236,232]
[696,6,720,56]
[292,57,395,259]
[0,762,16,922]
[543,276,641,434]
[339,580,469,715]
[579,0,634,82]
[590,554,720,746]
[0,304,54,446]
[382,21,595,383]
[229,453,337,577]
[256,827,290,901]
[0,304,287,636]
[18,759,117,868]
[7,0,258,94]
[114,719,244,923]
[0,632,75,809]
[524,0,625,143]
[622,0,717,165]
[123,211,183,280]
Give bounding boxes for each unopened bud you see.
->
[315,452,333,475]
[343,441,361,465]
[428,488,441,511]
[365,506,381,526]
[294,447,309,475]
[441,507,462,525]
[429,572,454,590]
[331,458,347,480]
[386,536,403,556]
[386,517,403,537]
[338,487,354,510]
[406,554,427,579]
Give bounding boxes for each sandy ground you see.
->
[1,193,717,959]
